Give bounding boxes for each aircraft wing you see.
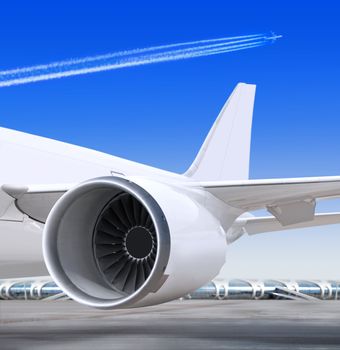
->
[199,176,340,226]
[3,175,340,227]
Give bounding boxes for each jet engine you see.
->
[43,176,226,309]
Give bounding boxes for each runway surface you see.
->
[1,300,340,349]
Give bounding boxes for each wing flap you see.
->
[266,199,316,226]
[1,184,71,223]
[235,212,340,235]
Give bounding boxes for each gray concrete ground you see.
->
[1,299,340,350]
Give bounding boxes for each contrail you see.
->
[0,33,265,76]
[0,33,281,88]
[0,42,266,87]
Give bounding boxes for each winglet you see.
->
[184,83,256,181]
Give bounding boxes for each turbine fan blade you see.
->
[120,194,136,227]
[124,261,138,294]
[108,206,129,231]
[131,196,141,225]
[96,231,123,244]
[113,258,133,290]
[139,205,148,227]
[136,261,146,289]
[99,218,125,237]
[98,250,126,271]
[113,198,132,228]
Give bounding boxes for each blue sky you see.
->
[1,1,340,278]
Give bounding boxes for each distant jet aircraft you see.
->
[1,83,340,309]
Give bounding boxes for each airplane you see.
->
[1,82,340,309]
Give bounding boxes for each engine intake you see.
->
[43,177,170,309]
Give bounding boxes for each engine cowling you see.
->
[43,176,226,309]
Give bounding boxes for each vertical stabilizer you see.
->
[185,83,256,181]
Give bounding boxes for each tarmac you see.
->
[1,299,340,350]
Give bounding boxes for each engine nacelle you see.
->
[43,176,226,309]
